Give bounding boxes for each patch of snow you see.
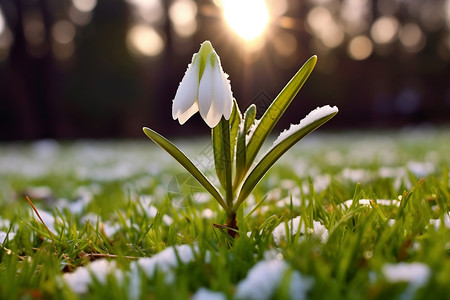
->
[201,208,215,219]
[81,212,101,225]
[272,105,338,147]
[276,196,301,208]
[272,217,328,246]
[263,249,284,261]
[407,161,435,177]
[0,231,15,243]
[33,210,61,233]
[56,196,91,215]
[382,262,430,296]
[102,222,121,237]
[388,219,396,227]
[63,259,123,294]
[341,199,400,209]
[0,217,10,229]
[429,213,450,230]
[235,259,313,300]
[163,215,173,226]
[341,168,372,183]
[127,263,141,300]
[136,244,197,283]
[192,288,226,300]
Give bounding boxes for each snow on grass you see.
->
[135,244,199,283]
[382,262,431,300]
[0,231,15,243]
[33,209,61,233]
[429,213,450,230]
[272,105,338,147]
[191,288,226,300]
[341,198,401,209]
[235,259,313,300]
[382,262,430,286]
[63,259,123,294]
[272,216,328,246]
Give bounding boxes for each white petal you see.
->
[198,59,214,126]
[178,101,199,124]
[172,59,200,121]
[221,73,233,120]
[211,63,226,118]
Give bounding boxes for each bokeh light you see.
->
[1,0,450,139]
[347,35,373,60]
[169,0,197,38]
[307,6,344,49]
[52,20,76,45]
[370,16,399,45]
[399,23,425,53]
[127,0,164,25]
[126,24,165,57]
[71,0,97,13]
[222,0,270,41]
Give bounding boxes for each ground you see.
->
[0,128,449,299]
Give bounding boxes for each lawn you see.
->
[1,128,449,299]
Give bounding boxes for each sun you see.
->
[222,0,270,41]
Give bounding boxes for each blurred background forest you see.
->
[0,0,449,140]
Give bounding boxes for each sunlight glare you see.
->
[223,0,270,41]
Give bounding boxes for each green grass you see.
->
[1,129,449,299]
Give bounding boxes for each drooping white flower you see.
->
[172,41,233,128]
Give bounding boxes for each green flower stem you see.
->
[212,117,233,208]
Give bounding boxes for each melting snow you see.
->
[235,259,313,300]
[0,231,15,243]
[33,210,61,233]
[341,199,401,208]
[272,105,338,147]
[272,216,328,246]
[407,161,435,177]
[136,244,198,283]
[191,288,226,300]
[429,213,450,230]
[64,259,123,294]
[341,168,373,183]
[382,262,430,289]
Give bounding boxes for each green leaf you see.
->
[244,56,317,175]
[243,104,256,133]
[234,104,257,189]
[229,99,242,164]
[142,127,228,211]
[235,107,337,209]
[212,117,233,205]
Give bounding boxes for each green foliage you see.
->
[144,56,336,220]
[0,131,449,299]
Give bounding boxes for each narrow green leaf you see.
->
[229,99,242,164]
[142,127,227,211]
[235,108,337,209]
[245,56,317,174]
[212,118,233,205]
[243,104,256,132]
[234,104,257,189]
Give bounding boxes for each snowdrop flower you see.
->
[172,41,233,128]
